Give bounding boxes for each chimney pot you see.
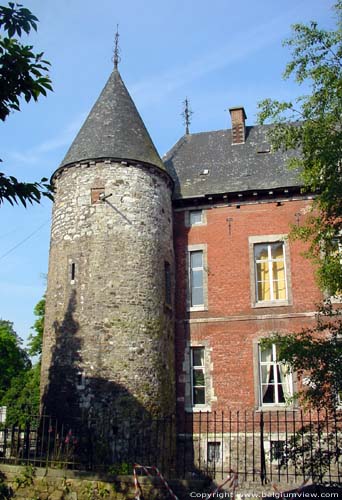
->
[229,107,247,145]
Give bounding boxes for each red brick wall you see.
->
[174,198,323,412]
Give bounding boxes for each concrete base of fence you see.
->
[1,464,341,499]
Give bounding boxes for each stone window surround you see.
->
[183,339,216,413]
[252,337,297,411]
[68,258,76,285]
[249,234,293,308]
[185,208,207,228]
[187,243,209,312]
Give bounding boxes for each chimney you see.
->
[229,107,247,145]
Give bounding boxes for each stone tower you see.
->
[40,62,176,443]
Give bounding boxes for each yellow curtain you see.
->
[272,244,286,299]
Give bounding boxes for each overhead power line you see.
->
[0,220,49,261]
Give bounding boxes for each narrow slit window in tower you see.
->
[71,262,76,282]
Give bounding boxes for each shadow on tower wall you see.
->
[41,289,177,474]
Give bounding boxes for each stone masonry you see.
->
[41,160,175,423]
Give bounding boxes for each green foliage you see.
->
[258,1,342,296]
[0,319,30,400]
[83,481,110,499]
[0,171,53,207]
[280,419,342,482]
[13,465,36,489]
[261,302,342,410]
[0,471,13,499]
[107,462,133,476]
[0,296,44,425]
[0,2,53,207]
[0,2,52,120]
[27,297,45,358]
[1,362,40,425]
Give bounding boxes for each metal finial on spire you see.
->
[181,97,193,135]
[113,25,121,69]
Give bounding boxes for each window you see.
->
[254,242,287,302]
[164,261,172,306]
[189,250,204,307]
[259,344,292,406]
[207,442,221,463]
[249,235,292,307]
[190,210,203,225]
[91,187,105,204]
[71,262,76,281]
[270,440,286,462]
[184,341,215,412]
[191,347,205,406]
[76,372,85,389]
[185,209,206,227]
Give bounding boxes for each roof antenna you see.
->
[181,97,193,135]
[113,24,121,69]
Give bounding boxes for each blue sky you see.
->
[0,0,336,346]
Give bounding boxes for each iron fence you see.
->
[0,410,341,484]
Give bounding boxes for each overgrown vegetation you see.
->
[258,1,342,409]
[0,298,44,425]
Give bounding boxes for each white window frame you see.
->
[249,235,292,308]
[183,341,216,412]
[187,244,208,311]
[191,347,206,407]
[258,343,293,407]
[254,242,287,302]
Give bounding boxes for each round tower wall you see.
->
[41,160,175,422]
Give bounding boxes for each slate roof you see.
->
[60,69,165,171]
[163,125,302,200]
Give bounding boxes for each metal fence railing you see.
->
[0,409,341,484]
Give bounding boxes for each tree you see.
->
[0,298,44,425]
[258,1,342,295]
[258,2,342,409]
[0,2,53,207]
[0,319,30,400]
[27,296,44,358]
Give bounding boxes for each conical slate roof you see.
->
[60,69,165,171]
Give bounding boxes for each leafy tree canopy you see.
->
[258,2,342,410]
[258,1,342,295]
[27,297,44,358]
[261,303,342,411]
[1,363,40,425]
[0,2,53,207]
[0,319,30,400]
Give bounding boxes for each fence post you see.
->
[24,420,30,459]
[259,412,266,484]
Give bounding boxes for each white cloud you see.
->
[8,112,87,166]
[130,11,296,108]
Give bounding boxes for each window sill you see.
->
[185,406,211,413]
[187,305,208,312]
[253,300,290,309]
[256,405,297,412]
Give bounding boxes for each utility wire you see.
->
[0,220,49,261]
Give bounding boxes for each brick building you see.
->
[40,61,325,473]
[164,108,322,416]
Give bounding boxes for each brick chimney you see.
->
[229,107,247,145]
